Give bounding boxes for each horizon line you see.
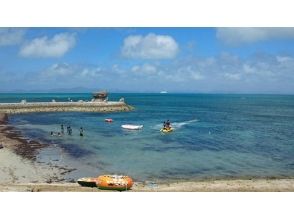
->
[0,91,294,96]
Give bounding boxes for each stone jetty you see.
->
[0,91,134,114]
[0,101,134,114]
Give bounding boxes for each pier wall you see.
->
[0,101,134,114]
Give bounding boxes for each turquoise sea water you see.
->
[2,93,294,182]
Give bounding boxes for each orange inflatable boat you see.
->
[96,175,133,191]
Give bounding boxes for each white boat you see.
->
[160,91,168,94]
[121,124,143,130]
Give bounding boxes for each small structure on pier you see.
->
[92,90,108,102]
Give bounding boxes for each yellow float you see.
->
[160,127,174,133]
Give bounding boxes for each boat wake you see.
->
[152,119,198,130]
[172,119,198,128]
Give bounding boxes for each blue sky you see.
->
[1,27,294,93]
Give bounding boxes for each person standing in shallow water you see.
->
[67,126,72,135]
[166,120,171,128]
[61,124,64,134]
[80,127,84,137]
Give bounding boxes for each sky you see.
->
[1,27,294,93]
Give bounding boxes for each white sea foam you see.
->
[152,119,198,130]
[172,119,198,128]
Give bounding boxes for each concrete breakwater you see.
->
[0,101,134,114]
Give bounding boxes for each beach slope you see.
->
[0,179,294,192]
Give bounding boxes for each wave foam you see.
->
[152,119,198,130]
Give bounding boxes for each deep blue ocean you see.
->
[2,93,294,182]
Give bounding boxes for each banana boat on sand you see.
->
[77,175,134,191]
[96,175,133,191]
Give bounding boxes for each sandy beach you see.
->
[1,113,294,192]
[0,113,73,186]
[1,178,294,192]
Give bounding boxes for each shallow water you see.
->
[3,93,294,181]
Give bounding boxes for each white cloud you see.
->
[131,64,157,74]
[80,67,103,77]
[190,72,204,80]
[243,64,255,74]
[112,64,126,74]
[121,33,179,59]
[19,33,76,58]
[0,28,25,46]
[156,52,294,90]
[176,66,204,81]
[217,28,294,45]
[224,73,241,80]
[42,63,104,79]
[4,52,294,93]
[48,63,71,75]
[276,56,294,63]
[131,65,140,72]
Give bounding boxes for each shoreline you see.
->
[1,113,294,192]
[0,113,74,184]
[1,178,294,192]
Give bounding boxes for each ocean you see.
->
[2,93,294,182]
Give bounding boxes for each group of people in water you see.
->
[162,120,172,129]
[50,124,84,137]
[50,120,172,137]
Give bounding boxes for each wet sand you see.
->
[0,113,73,184]
[1,178,294,192]
[1,113,294,192]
